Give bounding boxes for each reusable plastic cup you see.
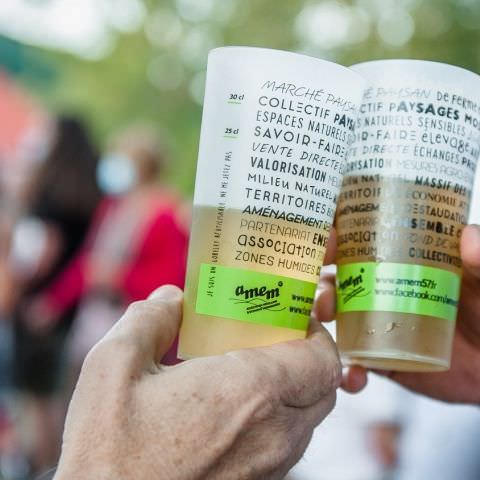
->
[178,47,365,359]
[336,60,480,371]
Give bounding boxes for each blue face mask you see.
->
[97,153,137,195]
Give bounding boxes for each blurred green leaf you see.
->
[2,0,479,196]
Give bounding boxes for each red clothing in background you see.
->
[42,192,188,317]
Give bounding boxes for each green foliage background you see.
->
[2,0,480,196]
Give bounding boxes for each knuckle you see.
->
[125,300,154,319]
[125,299,178,329]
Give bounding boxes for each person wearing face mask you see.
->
[25,125,189,369]
[7,116,101,475]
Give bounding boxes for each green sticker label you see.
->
[195,263,316,330]
[337,262,460,321]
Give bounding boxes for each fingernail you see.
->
[149,285,183,302]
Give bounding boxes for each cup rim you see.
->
[209,45,366,83]
[350,58,480,84]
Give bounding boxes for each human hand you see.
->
[319,224,480,404]
[54,285,341,480]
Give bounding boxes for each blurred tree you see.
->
[2,0,479,195]
[0,36,56,86]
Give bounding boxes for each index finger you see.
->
[96,286,183,373]
[461,224,480,282]
[323,227,337,266]
[459,225,480,343]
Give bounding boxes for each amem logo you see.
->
[338,268,369,304]
[235,281,283,301]
[338,269,364,292]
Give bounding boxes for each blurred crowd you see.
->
[0,101,189,478]
[0,77,480,480]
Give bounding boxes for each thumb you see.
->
[104,285,183,370]
[459,225,480,343]
[461,224,480,282]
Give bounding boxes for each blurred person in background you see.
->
[27,125,188,381]
[7,116,100,476]
[0,184,14,386]
[0,185,28,480]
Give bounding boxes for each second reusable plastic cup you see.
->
[336,60,480,371]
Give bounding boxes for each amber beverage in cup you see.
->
[336,60,480,371]
[178,47,366,358]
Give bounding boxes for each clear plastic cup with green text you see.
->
[336,60,480,371]
[178,47,366,359]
